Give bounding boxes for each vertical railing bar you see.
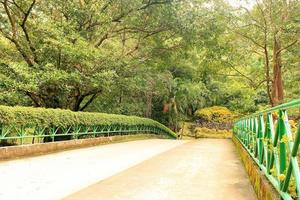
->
[233,102,300,200]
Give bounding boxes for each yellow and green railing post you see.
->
[234,99,300,200]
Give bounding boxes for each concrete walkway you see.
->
[65,139,257,200]
[0,139,186,200]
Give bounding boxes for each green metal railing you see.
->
[0,106,177,146]
[0,124,174,146]
[234,99,300,200]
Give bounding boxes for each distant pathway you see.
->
[65,139,257,200]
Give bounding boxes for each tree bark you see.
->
[271,35,284,106]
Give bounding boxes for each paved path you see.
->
[0,139,186,200]
[65,139,257,200]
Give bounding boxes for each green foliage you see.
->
[0,0,299,131]
[0,105,176,138]
[194,106,235,123]
[0,0,185,111]
[179,122,232,139]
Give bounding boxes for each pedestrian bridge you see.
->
[1,99,300,200]
[0,139,256,200]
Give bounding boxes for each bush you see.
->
[194,106,235,123]
[0,105,177,138]
[194,106,236,130]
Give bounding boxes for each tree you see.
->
[0,0,299,128]
[0,0,181,110]
[229,0,299,106]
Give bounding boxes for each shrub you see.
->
[194,106,235,123]
[0,105,177,139]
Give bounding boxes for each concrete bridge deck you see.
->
[0,139,257,200]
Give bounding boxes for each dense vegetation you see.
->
[194,106,235,129]
[0,105,176,145]
[0,105,174,133]
[0,0,299,130]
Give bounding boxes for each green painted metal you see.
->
[234,99,300,200]
[0,120,176,147]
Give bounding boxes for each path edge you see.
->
[0,134,171,161]
[232,135,280,200]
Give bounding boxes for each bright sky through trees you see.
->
[226,0,256,8]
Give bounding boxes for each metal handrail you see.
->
[239,99,300,120]
[234,99,300,200]
[0,106,177,146]
[0,124,174,146]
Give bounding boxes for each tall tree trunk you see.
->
[271,35,284,106]
[264,45,273,106]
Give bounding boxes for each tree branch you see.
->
[21,0,35,27]
[20,0,38,63]
[2,0,35,66]
[277,40,298,55]
[25,91,42,107]
[138,0,172,10]
[225,61,257,86]
[3,0,17,38]
[234,31,265,49]
[79,93,99,111]
[95,33,108,47]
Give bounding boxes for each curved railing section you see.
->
[0,106,177,146]
[233,99,300,200]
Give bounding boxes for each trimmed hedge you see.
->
[0,105,177,138]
